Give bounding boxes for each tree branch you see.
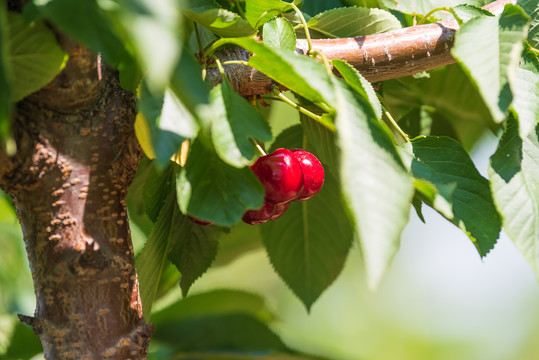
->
[206,0,517,96]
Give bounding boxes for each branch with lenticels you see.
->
[205,0,517,97]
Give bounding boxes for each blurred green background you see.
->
[1,102,538,359]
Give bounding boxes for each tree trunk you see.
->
[0,35,153,360]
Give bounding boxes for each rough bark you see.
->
[206,0,517,96]
[0,35,153,360]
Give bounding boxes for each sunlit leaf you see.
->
[212,37,335,106]
[335,79,413,290]
[184,0,256,37]
[451,4,530,122]
[451,4,493,24]
[210,79,272,167]
[332,59,381,119]
[263,17,296,51]
[306,6,401,38]
[169,50,213,127]
[412,136,501,256]
[245,0,291,28]
[138,82,199,166]
[518,0,538,49]
[512,44,539,138]
[116,0,181,91]
[489,114,539,280]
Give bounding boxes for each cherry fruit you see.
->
[242,202,290,225]
[250,148,304,204]
[291,149,324,200]
[188,216,213,226]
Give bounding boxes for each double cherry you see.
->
[242,148,324,225]
[190,148,324,226]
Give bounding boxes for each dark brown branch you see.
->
[207,0,517,96]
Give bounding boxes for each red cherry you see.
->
[291,149,325,201]
[188,216,213,226]
[242,201,291,225]
[242,202,274,225]
[250,148,304,204]
[269,202,290,220]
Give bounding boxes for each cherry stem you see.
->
[251,139,267,156]
[310,49,334,77]
[254,9,287,30]
[272,87,323,123]
[289,2,313,54]
[214,57,226,77]
[416,7,458,26]
[377,94,410,143]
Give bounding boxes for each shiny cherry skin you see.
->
[250,148,304,204]
[188,216,213,226]
[291,149,325,201]
[242,201,291,225]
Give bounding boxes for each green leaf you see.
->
[451,4,530,122]
[412,136,501,256]
[335,79,413,290]
[262,173,353,310]
[303,0,344,15]
[0,3,11,146]
[383,65,499,150]
[332,59,382,120]
[213,222,264,267]
[169,50,212,127]
[24,0,139,92]
[116,0,182,91]
[138,82,199,166]
[380,0,476,15]
[451,4,494,24]
[184,0,256,37]
[263,17,296,51]
[7,13,66,101]
[213,37,335,105]
[245,0,291,28]
[3,321,42,360]
[167,211,219,297]
[489,114,539,280]
[210,79,272,167]
[512,44,539,138]
[127,157,155,239]
[306,6,401,38]
[151,289,272,326]
[300,116,339,176]
[153,314,288,352]
[143,161,179,222]
[518,0,538,49]
[136,191,176,319]
[177,140,265,226]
